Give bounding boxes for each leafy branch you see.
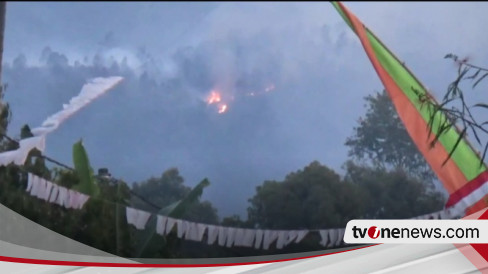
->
[415,53,488,166]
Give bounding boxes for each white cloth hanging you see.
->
[184,223,207,242]
[238,229,256,248]
[48,184,59,203]
[295,230,308,244]
[26,173,34,192]
[176,220,188,238]
[55,186,70,208]
[196,223,207,242]
[254,229,264,249]
[283,230,298,246]
[183,222,195,240]
[232,228,246,247]
[262,230,279,250]
[68,189,89,209]
[165,217,177,235]
[319,230,328,247]
[156,215,167,236]
[39,180,53,201]
[207,225,219,245]
[284,230,308,247]
[335,229,345,247]
[276,231,288,249]
[34,178,47,200]
[225,227,236,248]
[76,193,90,209]
[47,183,60,205]
[28,174,41,197]
[327,229,338,248]
[280,230,308,247]
[217,226,230,247]
[125,207,151,230]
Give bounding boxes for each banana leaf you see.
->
[72,140,100,197]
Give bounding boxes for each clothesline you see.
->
[0,117,461,250]
[23,172,459,250]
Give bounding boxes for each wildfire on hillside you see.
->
[205,83,276,114]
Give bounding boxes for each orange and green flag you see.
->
[332,2,488,216]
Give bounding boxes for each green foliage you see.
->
[345,90,436,186]
[131,168,218,224]
[344,161,444,219]
[72,140,100,197]
[248,161,364,229]
[221,214,251,228]
[20,124,33,139]
[247,161,444,232]
[167,178,210,218]
[0,84,10,140]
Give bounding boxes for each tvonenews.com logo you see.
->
[344,220,488,244]
[368,226,380,239]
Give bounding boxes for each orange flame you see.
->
[218,104,227,114]
[207,91,221,105]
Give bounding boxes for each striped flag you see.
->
[332,2,488,216]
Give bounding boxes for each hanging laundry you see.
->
[176,220,188,238]
[28,174,41,197]
[295,230,308,244]
[327,229,338,248]
[184,222,207,242]
[254,229,264,249]
[165,217,177,235]
[319,230,329,247]
[125,207,151,230]
[39,180,53,201]
[276,231,288,249]
[55,186,70,208]
[262,230,279,250]
[283,230,298,247]
[34,177,47,200]
[207,225,219,245]
[234,229,255,248]
[232,228,246,247]
[280,230,308,247]
[156,215,167,236]
[217,226,237,247]
[225,227,236,248]
[26,173,34,192]
[242,229,256,248]
[68,189,89,209]
[335,229,345,247]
